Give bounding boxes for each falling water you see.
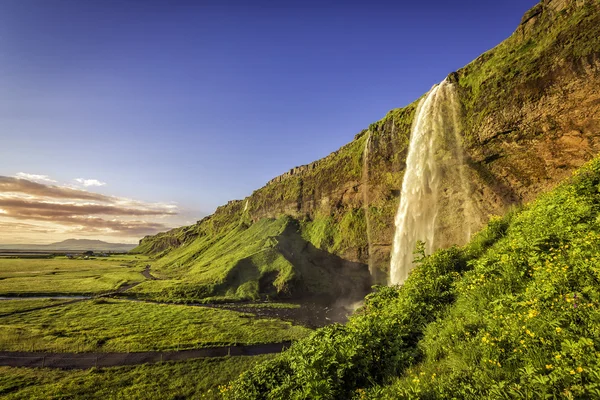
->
[389,79,476,285]
[361,132,374,276]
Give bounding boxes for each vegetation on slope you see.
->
[223,155,600,399]
[130,216,370,303]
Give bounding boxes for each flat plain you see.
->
[0,255,148,296]
[0,298,311,352]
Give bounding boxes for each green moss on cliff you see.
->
[458,1,600,144]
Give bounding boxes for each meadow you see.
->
[0,254,313,399]
[0,355,274,399]
[0,255,148,296]
[0,299,66,316]
[0,298,311,353]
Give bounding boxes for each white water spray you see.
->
[362,132,374,275]
[389,80,476,285]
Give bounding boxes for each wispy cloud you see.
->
[0,176,113,202]
[0,175,178,241]
[75,178,106,187]
[15,172,57,183]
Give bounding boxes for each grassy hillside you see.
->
[223,154,600,398]
[136,0,600,294]
[130,216,370,303]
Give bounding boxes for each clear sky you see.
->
[0,0,539,244]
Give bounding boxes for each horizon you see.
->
[1,0,539,244]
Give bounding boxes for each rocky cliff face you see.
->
[136,0,600,286]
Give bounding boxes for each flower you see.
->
[546,364,553,369]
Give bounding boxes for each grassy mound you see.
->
[223,155,600,399]
[130,216,370,303]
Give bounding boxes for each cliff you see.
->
[134,0,600,300]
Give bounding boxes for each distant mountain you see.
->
[0,239,136,252]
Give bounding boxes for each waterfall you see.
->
[389,79,475,285]
[362,132,374,276]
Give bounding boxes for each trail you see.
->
[0,341,291,370]
[141,264,159,280]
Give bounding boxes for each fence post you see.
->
[95,356,98,368]
[160,353,163,363]
[42,356,46,368]
[228,346,231,356]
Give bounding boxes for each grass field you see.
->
[0,299,67,316]
[0,355,274,399]
[0,298,311,352]
[0,299,68,315]
[0,255,148,296]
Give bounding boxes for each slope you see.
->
[224,136,600,399]
[129,216,370,303]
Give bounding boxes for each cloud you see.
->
[0,176,114,202]
[0,175,178,239]
[15,172,57,183]
[75,178,106,187]
[64,219,169,236]
[0,221,57,234]
[0,198,176,218]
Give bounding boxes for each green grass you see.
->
[0,299,67,315]
[0,256,148,296]
[129,215,369,303]
[130,217,296,302]
[0,355,274,400]
[0,298,311,352]
[224,155,600,399]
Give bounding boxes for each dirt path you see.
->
[0,341,291,370]
[141,265,158,280]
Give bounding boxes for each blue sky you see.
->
[0,0,538,243]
